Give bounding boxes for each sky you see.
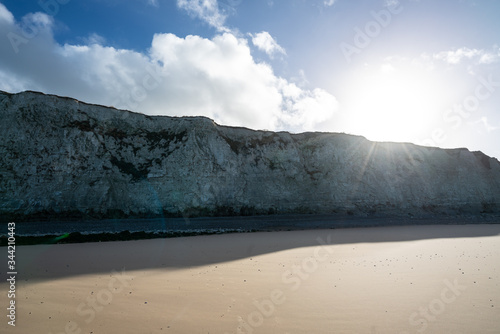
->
[0,0,499,158]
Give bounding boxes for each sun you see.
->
[342,63,447,143]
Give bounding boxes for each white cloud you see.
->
[277,85,338,130]
[250,31,286,58]
[0,3,14,25]
[176,0,230,32]
[84,33,107,45]
[323,0,336,7]
[433,47,500,65]
[22,11,53,27]
[0,5,337,132]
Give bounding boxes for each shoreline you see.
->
[1,214,500,246]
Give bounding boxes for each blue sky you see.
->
[1,0,499,158]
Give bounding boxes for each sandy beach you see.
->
[1,224,500,333]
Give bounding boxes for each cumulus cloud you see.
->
[277,85,339,130]
[433,47,500,65]
[250,31,286,58]
[0,3,14,25]
[0,4,337,132]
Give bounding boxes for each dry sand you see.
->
[1,224,500,333]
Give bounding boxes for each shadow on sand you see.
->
[3,221,500,283]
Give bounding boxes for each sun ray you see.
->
[347,140,378,205]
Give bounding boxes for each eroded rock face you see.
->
[1,90,499,220]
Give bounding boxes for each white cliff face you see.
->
[1,90,499,220]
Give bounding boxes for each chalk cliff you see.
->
[1,90,499,221]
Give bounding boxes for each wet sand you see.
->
[1,224,499,333]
